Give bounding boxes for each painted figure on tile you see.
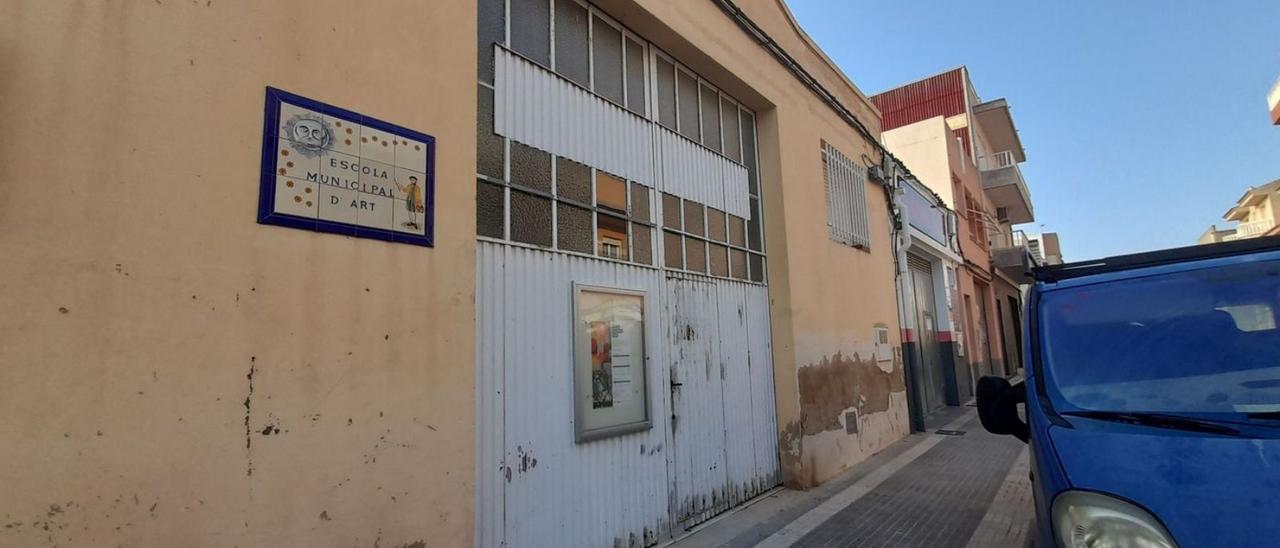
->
[396,175,425,229]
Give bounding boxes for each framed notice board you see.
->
[572,284,650,442]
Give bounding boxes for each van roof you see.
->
[1033,236,1280,283]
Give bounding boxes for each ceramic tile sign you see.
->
[258,87,436,246]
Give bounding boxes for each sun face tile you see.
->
[394,136,429,172]
[277,101,322,137]
[273,175,319,218]
[359,124,397,165]
[280,110,336,166]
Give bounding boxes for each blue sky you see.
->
[787,0,1280,261]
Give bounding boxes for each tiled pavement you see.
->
[666,406,1034,548]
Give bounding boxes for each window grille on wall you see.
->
[821,141,870,249]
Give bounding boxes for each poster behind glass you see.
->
[574,285,649,442]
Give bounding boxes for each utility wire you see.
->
[710,0,919,183]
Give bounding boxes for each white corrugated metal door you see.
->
[478,39,780,547]
[667,278,728,526]
[665,276,780,530]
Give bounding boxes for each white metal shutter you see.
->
[822,142,870,249]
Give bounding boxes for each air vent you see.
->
[845,411,858,434]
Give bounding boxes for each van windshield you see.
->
[1040,259,1280,415]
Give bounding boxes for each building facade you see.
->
[1200,180,1280,244]
[0,1,986,546]
[893,173,965,427]
[474,0,910,546]
[1027,233,1063,265]
[1199,224,1239,244]
[873,67,1039,395]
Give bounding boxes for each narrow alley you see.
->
[669,406,1033,548]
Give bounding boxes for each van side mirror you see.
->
[976,376,1029,443]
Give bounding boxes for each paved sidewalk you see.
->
[667,406,1034,548]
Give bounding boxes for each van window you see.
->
[1040,260,1280,414]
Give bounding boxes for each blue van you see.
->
[977,237,1280,548]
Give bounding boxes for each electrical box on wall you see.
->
[875,325,893,362]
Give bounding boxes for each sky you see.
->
[786,0,1280,261]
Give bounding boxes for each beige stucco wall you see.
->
[882,116,956,208]
[766,90,908,488]
[742,0,907,489]
[1250,195,1277,226]
[611,0,907,489]
[0,2,476,546]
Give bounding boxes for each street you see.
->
[669,406,1034,548]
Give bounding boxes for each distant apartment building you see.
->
[1027,233,1063,265]
[1201,180,1280,244]
[1198,225,1238,244]
[872,67,1041,412]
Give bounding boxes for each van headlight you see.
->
[1052,491,1177,548]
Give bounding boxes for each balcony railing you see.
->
[989,229,1038,283]
[976,150,1034,224]
[1223,220,1274,241]
[977,150,1017,171]
[1236,220,1272,238]
[989,229,1029,251]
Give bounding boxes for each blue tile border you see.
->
[257,86,436,247]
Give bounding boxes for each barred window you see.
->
[822,142,870,249]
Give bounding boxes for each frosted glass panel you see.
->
[557,203,592,253]
[592,16,624,105]
[511,190,552,247]
[556,156,592,203]
[554,0,589,86]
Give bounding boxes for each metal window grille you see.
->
[822,142,870,249]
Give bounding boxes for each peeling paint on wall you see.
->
[777,420,804,486]
[777,350,911,488]
[797,351,905,435]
